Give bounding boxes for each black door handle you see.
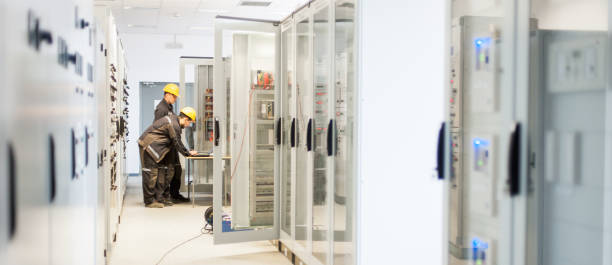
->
[214,118,220,147]
[85,127,90,167]
[71,129,77,179]
[508,123,521,196]
[290,118,296,148]
[327,119,336,156]
[8,144,17,240]
[436,122,445,180]
[306,119,313,151]
[276,117,282,146]
[49,136,56,202]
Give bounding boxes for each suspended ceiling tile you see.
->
[162,0,202,8]
[124,0,162,8]
[120,9,159,25]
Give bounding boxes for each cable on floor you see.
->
[154,210,214,265]
[154,229,205,265]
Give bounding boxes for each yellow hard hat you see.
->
[180,107,196,121]
[163,83,180,97]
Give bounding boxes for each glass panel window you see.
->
[333,0,355,263]
[281,26,295,235]
[222,32,277,230]
[295,16,311,249]
[527,1,610,264]
[313,6,330,264]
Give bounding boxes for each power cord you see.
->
[230,87,255,183]
[154,231,205,265]
[154,211,212,265]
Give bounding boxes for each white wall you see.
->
[358,0,445,264]
[121,33,215,174]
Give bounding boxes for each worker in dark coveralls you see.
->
[154,83,190,203]
[138,107,198,208]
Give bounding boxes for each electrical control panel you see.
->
[2,0,112,264]
[448,16,502,265]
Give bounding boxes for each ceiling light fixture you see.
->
[124,7,160,11]
[238,1,272,7]
[126,24,157,29]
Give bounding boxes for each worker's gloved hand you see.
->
[189,150,198,156]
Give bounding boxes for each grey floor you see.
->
[109,176,291,265]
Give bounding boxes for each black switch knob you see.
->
[80,19,90,29]
[67,53,77,64]
[27,10,53,51]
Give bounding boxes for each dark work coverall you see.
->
[138,115,190,204]
[154,99,183,200]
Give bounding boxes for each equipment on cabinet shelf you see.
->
[250,68,276,226]
[255,70,274,90]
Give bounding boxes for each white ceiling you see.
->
[94,0,309,35]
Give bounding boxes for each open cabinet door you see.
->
[213,16,281,244]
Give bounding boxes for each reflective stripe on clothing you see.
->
[147,145,161,160]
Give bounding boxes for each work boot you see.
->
[162,200,174,206]
[172,194,190,203]
[145,201,164,208]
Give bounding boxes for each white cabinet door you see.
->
[213,17,281,244]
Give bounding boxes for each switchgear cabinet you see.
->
[447,15,508,265]
[2,0,113,264]
[444,1,611,265]
[179,57,220,190]
[526,1,611,264]
[211,1,358,265]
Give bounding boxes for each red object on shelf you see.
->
[263,72,273,89]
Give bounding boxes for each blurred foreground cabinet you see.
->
[441,1,611,265]
[0,1,129,264]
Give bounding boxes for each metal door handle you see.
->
[214,118,220,146]
[290,118,296,148]
[85,127,90,167]
[307,119,313,151]
[327,119,336,156]
[71,129,77,179]
[8,144,17,240]
[276,118,282,146]
[508,123,521,196]
[49,136,56,202]
[436,122,445,180]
